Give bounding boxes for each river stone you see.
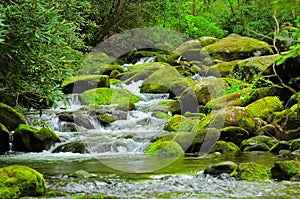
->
[203,34,273,61]
[240,136,278,152]
[271,160,300,180]
[52,141,88,153]
[204,161,238,175]
[0,102,26,131]
[62,75,110,94]
[59,112,95,129]
[0,165,46,198]
[220,126,250,146]
[206,60,240,77]
[212,141,240,153]
[0,123,9,153]
[96,113,117,125]
[245,96,283,121]
[233,162,272,181]
[164,114,198,132]
[13,124,61,152]
[145,140,184,157]
[230,54,279,82]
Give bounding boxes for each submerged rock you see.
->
[13,124,61,152]
[204,161,238,175]
[203,34,273,61]
[0,165,46,198]
[145,140,184,157]
[271,160,300,180]
[0,123,9,153]
[0,102,26,131]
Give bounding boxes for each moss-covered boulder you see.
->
[203,34,273,61]
[290,138,300,152]
[240,136,278,152]
[204,161,238,175]
[206,60,240,77]
[83,88,140,111]
[220,126,250,146]
[245,96,283,121]
[72,194,117,199]
[80,51,115,73]
[13,124,61,152]
[271,160,300,180]
[140,66,193,97]
[62,75,110,94]
[233,162,272,181]
[230,54,280,82]
[145,140,185,157]
[198,36,219,47]
[212,141,240,153]
[96,113,117,125]
[0,165,46,198]
[164,115,198,132]
[0,102,26,131]
[0,123,9,153]
[52,141,88,153]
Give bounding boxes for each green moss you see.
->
[204,161,238,175]
[233,162,272,181]
[83,88,140,108]
[245,96,283,121]
[271,160,300,180]
[164,115,198,132]
[290,138,300,151]
[0,165,46,198]
[98,113,117,125]
[152,111,172,119]
[145,140,184,157]
[0,102,26,131]
[240,136,278,152]
[212,141,240,153]
[110,79,120,85]
[206,60,240,77]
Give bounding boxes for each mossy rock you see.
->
[212,141,240,153]
[271,160,300,180]
[120,62,169,84]
[80,51,115,73]
[220,126,250,146]
[145,140,185,157]
[245,96,283,121]
[289,138,300,152]
[83,88,140,111]
[0,123,9,153]
[203,34,273,61]
[0,165,46,198]
[96,113,117,125]
[204,161,238,176]
[0,102,26,131]
[240,136,278,152]
[13,124,61,152]
[68,170,94,178]
[152,111,172,120]
[230,54,280,82]
[198,36,219,47]
[232,162,271,181]
[140,66,192,97]
[206,60,240,77]
[164,115,198,132]
[62,75,110,94]
[156,100,181,115]
[72,194,118,199]
[52,141,88,153]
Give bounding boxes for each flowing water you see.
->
[1,58,300,198]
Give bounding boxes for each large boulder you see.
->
[0,165,46,198]
[164,115,198,132]
[271,160,300,180]
[211,141,240,153]
[203,34,273,61]
[198,36,219,47]
[233,162,272,181]
[240,135,278,152]
[230,54,280,82]
[245,96,283,121]
[145,140,185,157]
[0,102,26,131]
[83,88,140,111]
[204,161,238,175]
[206,60,240,77]
[219,126,250,146]
[0,123,9,153]
[62,75,110,94]
[13,124,61,152]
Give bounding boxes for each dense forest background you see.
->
[0,0,299,109]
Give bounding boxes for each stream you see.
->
[0,58,300,198]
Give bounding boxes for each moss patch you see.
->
[145,140,184,157]
[233,162,272,181]
[271,160,300,180]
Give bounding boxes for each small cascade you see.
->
[8,131,14,153]
[122,56,156,69]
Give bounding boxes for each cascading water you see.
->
[8,131,14,153]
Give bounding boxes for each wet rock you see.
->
[204,161,238,175]
[269,140,290,154]
[212,141,240,153]
[220,126,250,146]
[0,102,26,131]
[245,96,283,121]
[62,75,110,94]
[233,162,272,181]
[145,140,184,157]
[198,36,219,47]
[164,115,198,132]
[83,88,140,111]
[96,113,117,125]
[68,170,95,178]
[240,136,278,152]
[0,123,9,153]
[230,54,279,82]
[59,112,95,129]
[13,124,61,152]
[206,60,240,77]
[203,34,273,61]
[271,160,300,180]
[52,141,88,153]
[0,165,46,198]
[60,122,80,132]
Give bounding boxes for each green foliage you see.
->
[0,0,86,108]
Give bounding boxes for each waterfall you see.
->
[8,131,14,153]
